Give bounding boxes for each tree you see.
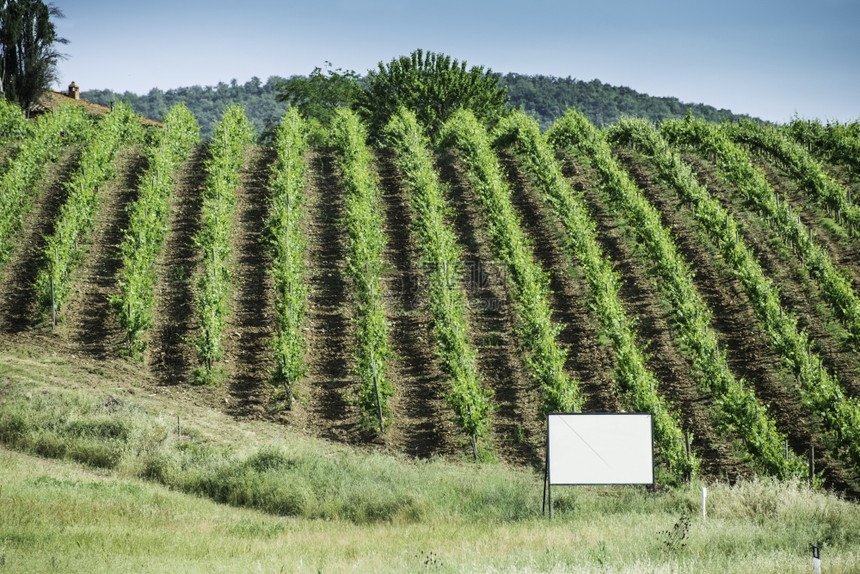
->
[356,49,509,141]
[275,62,362,126]
[0,0,66,111]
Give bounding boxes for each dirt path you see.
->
[437,150,546,468]
[223,146,278,420]
[292,149,358,444]
[375,148,458,458]
[148,146,207,387]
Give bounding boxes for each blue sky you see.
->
[52,0,859,123]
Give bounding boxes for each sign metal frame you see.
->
[543,413,655,517]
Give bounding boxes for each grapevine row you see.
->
[329,108,394,434]
[631,116,860,474]
[193,104,254,382]
[607,117,808,478]
[440,109,582,417]
[384,108,492,457]
[35,102,142,328]
[0,103,91,270]
[498,110,695,480]
[111,103,200,357]
[730,120,860,239]
[662,117,860,348]
[265,108,309,406]
[785,118,860,179]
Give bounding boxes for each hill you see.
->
[1,97,859,570]
[2,100,859,480]
[81,73,752,140]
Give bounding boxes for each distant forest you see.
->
[82,73,751,140]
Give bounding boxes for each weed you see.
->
[511,424,525,444]
[593,541,607,568]
[416,550,442,570]
[659,513,691,553]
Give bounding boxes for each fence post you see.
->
[684,433,693,483]
[372,352,384,435]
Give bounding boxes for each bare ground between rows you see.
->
[679,151,860,493]
[148,146,207,388]
[223,146,278,421]
[0,146,81,332]
[753,155,860,301]
[819,160,860,190]
[374,148,461,459]
[820,161,860,229]
[498,151,620,414]
[0,144,16,167]
[752,157,860,396]
[286,149,360,445]
[436,150,544,468]
[60,145,148,359]
[560,153,739,480]
[753,155,860,273]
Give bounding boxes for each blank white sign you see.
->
[548,414,654,485]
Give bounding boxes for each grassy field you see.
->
[1,343,858,573]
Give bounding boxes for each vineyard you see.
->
[1,98,859,494]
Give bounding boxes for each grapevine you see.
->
[441,109,582,418]
[330,108,394,434]
[266,107,309,406]
[35,102,142,328]
[112,103,200,358]
[192,104,253,383]
[385,107,492,457]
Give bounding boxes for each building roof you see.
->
[32,89,162,127]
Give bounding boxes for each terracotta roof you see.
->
[33,90,163,127]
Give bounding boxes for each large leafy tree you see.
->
[356,49,509,141]
[276,62,362,126]
[0,0,66,111]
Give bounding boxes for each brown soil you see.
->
[752,156,860,292]
[499,152,620,414]
[2,131,858,496]
[614,148,813,460]
[288,149,359,444]
[0,144,16,167]
[682,152,860,398]
[223,146,278,419]
[374,148,460,458]
[148,146,207,386]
